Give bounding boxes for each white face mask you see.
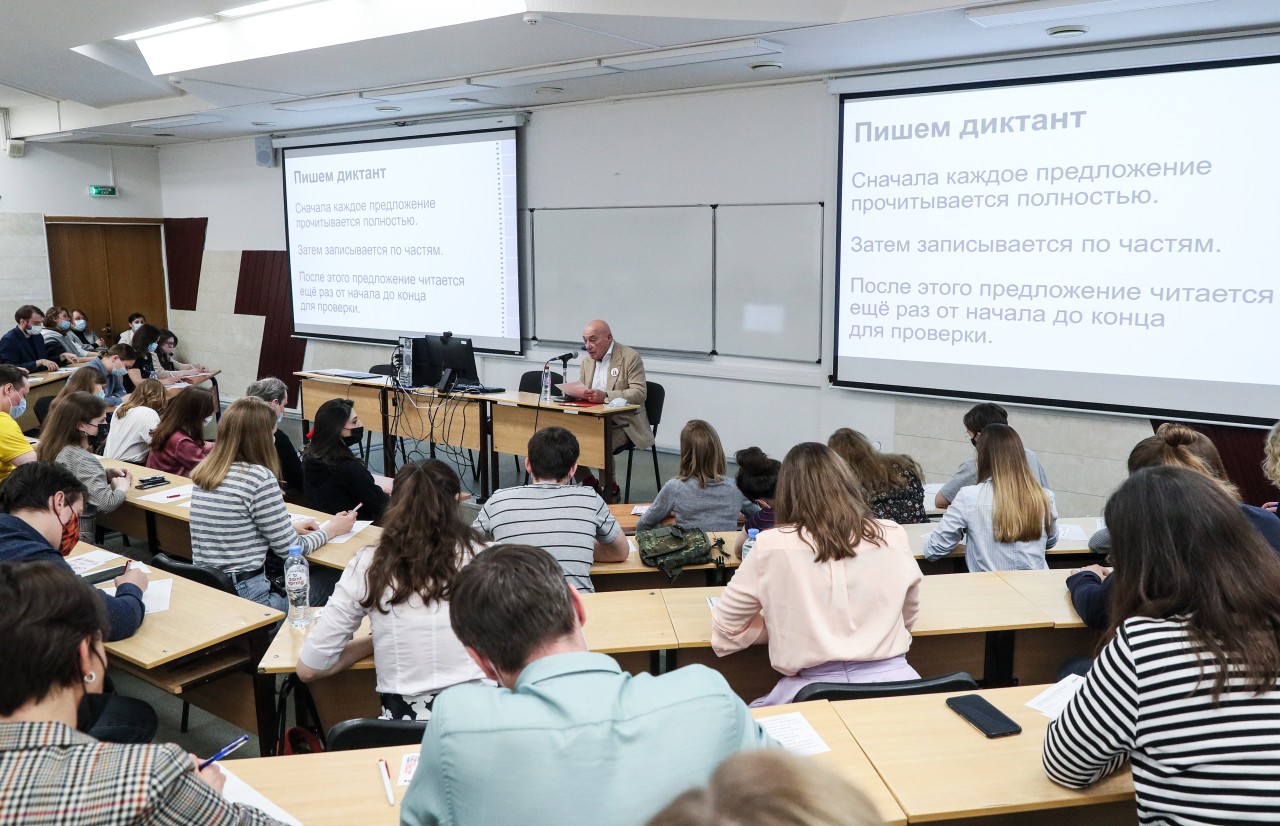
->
[131,321,144,331]
[204,415,214,425]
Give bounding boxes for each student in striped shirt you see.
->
[190,397,355,610]
[473,426,628,593]
[1044,466,1280,823]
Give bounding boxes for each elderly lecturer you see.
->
[579,320,653,453]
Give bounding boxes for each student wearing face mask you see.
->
[85,344,136,407]
[124,324,181,392]
[0,366,36,483]
[145,387,217,477]
[155,329,207,377]
[302,398,389,523]
[68,308,107,353]
[117,312,146,346]
[244,377,303,494]
[0,305,59,373]
[35,392,132,544]
[40,306,94,365]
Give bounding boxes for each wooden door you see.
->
[45,222,168,343]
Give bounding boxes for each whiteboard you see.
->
[715,204,823,361]
[532,206,714,352]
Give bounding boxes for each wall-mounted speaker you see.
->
[254,135,275,168]
[6,140,24,159]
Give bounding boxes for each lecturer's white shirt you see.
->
[590,342,615,392]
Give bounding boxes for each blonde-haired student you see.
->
[923,423,1057,571]
[636,419,752,533]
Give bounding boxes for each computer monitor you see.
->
[409,332,480,388]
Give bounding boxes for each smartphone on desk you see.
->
[946,695,1022,738]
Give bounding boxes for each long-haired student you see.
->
[636,419,753,533]
[827,427,928,524]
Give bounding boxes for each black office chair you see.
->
[613,381,665,503]
[34,394,55,426]
[327,718,428,751]
[791,671,978,703]
[149,553,239,731]
[513,370,563,484]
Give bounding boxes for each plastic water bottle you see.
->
[540,363,552,402]
[284,545,311,628]
[741,528,759,562]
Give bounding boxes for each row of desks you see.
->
[226,688,1133,825]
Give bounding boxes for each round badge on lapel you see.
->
[610,367,619,377]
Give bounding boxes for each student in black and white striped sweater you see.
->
[1043,466,1280,824]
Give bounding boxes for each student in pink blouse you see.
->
[145,387,216,476]
[711,441,923,706]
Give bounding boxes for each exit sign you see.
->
[87,185,118,197]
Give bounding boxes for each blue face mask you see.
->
[10,397,26,419]
[147,342,157,353]
[72,319,86,332]
[111,367,126,377]
[95,390,106,400]
[57,320,70,331]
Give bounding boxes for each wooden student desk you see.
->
[834,685,1134,824]
[902,516,1102,573]
[19,370,69,430]
[72,543,284,754]
[257,589,678,731]
[590,530,741,590]
[225,701,904,826]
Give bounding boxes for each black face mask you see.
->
[343,428,364,447]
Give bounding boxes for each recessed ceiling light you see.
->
[449,97,481,105]
[374,105,402,112]
[749,61,783,71]
[1046,24,1090,37]
[251,121,276,127]
[115,16,216,41]
[217,0,319,19]
[534,86,563,95]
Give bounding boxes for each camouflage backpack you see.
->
[636,525,725,581]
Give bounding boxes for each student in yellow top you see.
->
[0,365,35,483]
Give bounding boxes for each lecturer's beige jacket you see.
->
[579,341,654,450]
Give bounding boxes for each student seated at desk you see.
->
[156,329,207,377]
[301,398,388,523]
[297,460,484,720]
[732,446,778,553]
[637,420,754,533]
[68,308,107,354]
[85,344,135,408]
[647,751,882,826]
[145,386,216,476]
[0,304,58,373]
[36,392,132,544]
[103,380,166,464]
[39,306,94,365]
[1069,423,1280,631]
[244,377,303,494]
[473,426,628,593]
[117,312,145,346]
[1044,466,1280,823]
[191,397,356,610]
[0,561,282,825]
[828,427,928,524]
[400,544,773,826]
[922,424,1058,571]
[47,362,107,411]
[934,402,1049,509]
[712,442,921,706]
[123,324,181,391]
[0,366,35,482]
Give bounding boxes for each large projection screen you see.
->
[282,128,520,353]
[834,58,1280,425]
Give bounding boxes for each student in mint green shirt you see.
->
[400,544,774,826]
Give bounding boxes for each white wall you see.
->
[155,81,1152,509]
[0,143,161,216]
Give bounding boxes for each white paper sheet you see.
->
[627,537,638,554]
[554,381,589,399]
[371,473,395,494]
[1057,524,1088,541]
[220,767,303,826]
[1096,517,1107,532]
[168,381,191,389]
[103,578,173,614]
[705,596,719,610]
[1025,674,1086,719]
[326,520,375,544]
[923,482,944,498]
[630,505,650,515]
[69,550,122,574]
[757,712,831,756]
[178,500,192,509]
[138,483,194,503]
[398,752,419,786]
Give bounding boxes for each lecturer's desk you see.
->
[72,543,284,754]
[258,589,677,730]
[226,702,905,826]
[834,685,1134,824]
[296,371,395,472]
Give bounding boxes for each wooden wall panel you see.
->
[46,224,112,330]
[162,218,208,312]
[103,225,168,335]
[236,251,305,401]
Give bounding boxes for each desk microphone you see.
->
[546,352,576,364]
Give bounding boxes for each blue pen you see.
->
[198,734,250,770]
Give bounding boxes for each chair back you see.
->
[518,370,563,394]
[34,394,54,425]
[327,718,428,752]
[791,671,978,703]
[150,552,236,594]
[645,382,666,431]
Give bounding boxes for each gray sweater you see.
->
[636,477,752,533]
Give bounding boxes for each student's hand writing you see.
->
[189,755,227,794]
[323,510,358,538]
[115,566,149,592]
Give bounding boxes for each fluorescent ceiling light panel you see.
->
[273,93,375,111]
[965,0,1217,27]
[128,114,223,128]
[217,0,320,19]
[115,17,216,41]
[24,132,88,143]
[136,0,523,75]
[361,80,494,102]
[601,39,783,72]
[477,60,620,88]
